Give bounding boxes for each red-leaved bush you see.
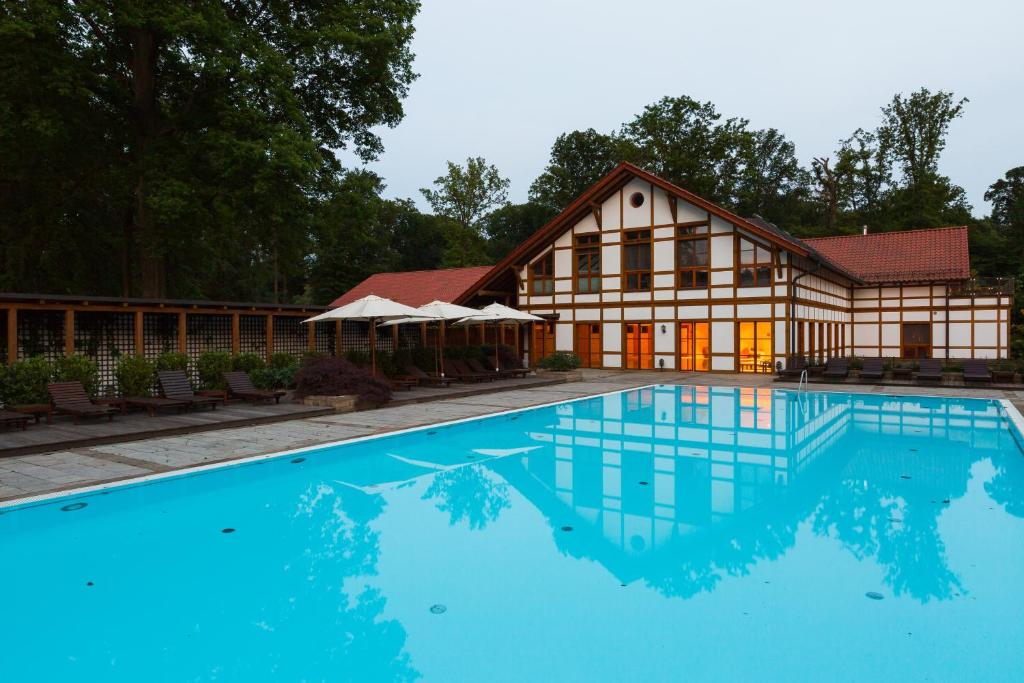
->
[293,357,392,406]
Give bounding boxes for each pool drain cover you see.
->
[291,457,306,464]
[561,526,573,532]
[865,591,884,600]
[221,528,236,534]
[638,481,649,486]
[429,604,447,614]
[61,502,87,512]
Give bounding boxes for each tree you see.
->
[483,202,557,261]
[878,88,968,187]
[1,1,420,298]
[528,129,620,212]
[985,167,1024,232]
[732,128,810,226]
[420,157,510,233]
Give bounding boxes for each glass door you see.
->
[679,322,710,371]
[738,321,773,373]
[901,323,931,358]
[575,323,602,368]
[624,322,654,369]
[531,321,555,365]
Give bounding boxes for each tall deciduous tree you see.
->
[420,157,510,233]
[878,88,968,187]
[528,129,620,213]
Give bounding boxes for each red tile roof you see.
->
[329,266,494,309]
[804,227,970,284]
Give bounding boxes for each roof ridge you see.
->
[804,226,967,242]
[364,265,493,277]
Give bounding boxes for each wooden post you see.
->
[231,312,241,354]
[266,314,274,361]
[177,312,187,353]
[307,318,316,352]
[6,308,16,366]
[64,308,75,356]
[134,311,145,357]
[391,322,398,349]
[335,320,342,357]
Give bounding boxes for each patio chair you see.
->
[124,396,190,417]
[0,409,31,430]
[778,355,807,379]
[157,370,221,410]
[962,359,992,384]
[822,357,850,380]
[223,371,286,404]
[48,381,118,423]
[447,359,492,383]
[372,368,416,392]
[480,358,530,379]
[913,358,943,383]
[466,357,508,379]
[858,357,885,381]
[403,365,452,387]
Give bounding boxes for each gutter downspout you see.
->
[791,258,822,359]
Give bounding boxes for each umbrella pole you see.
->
[440,321,446,377]
[495,324,500,372]
[370,318,377,375]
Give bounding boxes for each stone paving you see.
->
[2,368,1021,504]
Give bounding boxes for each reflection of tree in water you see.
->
[812,446,970,603]
[985,444,1024,518]
[421,465,510,530]
[282,483,420,681]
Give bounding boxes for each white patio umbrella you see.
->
[378,300,487,376]
[303,294,437,374]
[468,303,545,370]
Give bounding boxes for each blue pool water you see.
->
[2,385,1024,681]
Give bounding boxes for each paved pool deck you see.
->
[2,369,1022,505]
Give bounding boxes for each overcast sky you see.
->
[342,0,1024,218]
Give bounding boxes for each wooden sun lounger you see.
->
[913,358,943,383]
[962,359,992,384]
[158,370,221,410]
[447,359,492,383]
[858,357,885,381]
[223,371,286,404]
[404,365,452,387]
[123,396,190,417]
[822,357,849,380]
[466,357,507,379]
[373,369,416,391]
[48,381,119,423]
[0,409,32,430]
[778,355,807,379]
[479,358,530,378]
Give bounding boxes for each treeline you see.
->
[0,4,1021,316]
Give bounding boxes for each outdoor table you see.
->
[10,403,53,424]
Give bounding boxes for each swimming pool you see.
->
[2,385,1023,681]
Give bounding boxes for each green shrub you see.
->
[231,352,266,373]
[155,351,190,372]
[269,352,299,370]
[196,350,232,390]
[344,349,371,366]
[250,366,297,391]
[115,355,155,397]
[0,356,53,406]
[537,351,581,371]
[53,354,100,397]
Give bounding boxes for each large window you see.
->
[530,252,554,295]
[574,234,601,293]
[677,224,709,289]
[622,230,652,291]
[738,237,773,287]
[738,321,773,373]
[679,322,710,371]
[575,323,602,368]
[902,323,931,358]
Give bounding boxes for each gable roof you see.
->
[328,266,494,309]
[456,161,817,303]
[803,227,970,284]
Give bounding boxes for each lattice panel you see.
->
[272,316,306,357]
[0,311,7,362]
[186,314,232,356]
[240,315,267,355]
[315,321,336,355]
[74,312,134,394]
[397,324,423,349]
[339,320,395,355]
[143,313,179,359]
[16,310,64,362]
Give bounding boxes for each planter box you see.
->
[302,394,357,413]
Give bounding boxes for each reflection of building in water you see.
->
[493,386,1016,594]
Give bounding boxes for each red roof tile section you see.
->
[329,266,494,309]
[804,227,969,284]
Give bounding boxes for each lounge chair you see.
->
[778,355,807,379]
[858,357,885,381]
[157,370,221,410]
[913,358,943,383]
[962,359,992,384]
[0,409,31,430]
[124,396,190,417]
[223,371,286,404]
[479,358,530,379]
[447,359,492,383]
[466,357,507,379]
[372,369,416,391]
[48,381,119,423]
[822,357,849,380]
[403,365,452,387]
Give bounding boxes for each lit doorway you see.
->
[901,323,931,358]
[679,322,710,371]
[575,323,602,368]
[624,322,654,369]
[738,321,773,373]
[531,321,555,365]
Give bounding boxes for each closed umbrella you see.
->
[303,295,436,375]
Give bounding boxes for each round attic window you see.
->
[629,192,645,208]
